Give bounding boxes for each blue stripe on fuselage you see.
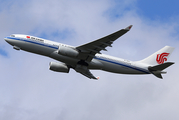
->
[6,37,59,49]
[94,57,150,74]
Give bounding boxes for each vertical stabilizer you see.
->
[140,46,174,66]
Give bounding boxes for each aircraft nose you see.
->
[4,37,12,45]
[4,37,9,43]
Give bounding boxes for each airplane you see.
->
[4,25,175,80]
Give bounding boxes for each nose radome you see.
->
[4,37,10,43]
[4,37,12,45]
[4,37,8,42]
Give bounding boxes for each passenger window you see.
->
[11,35,15,37]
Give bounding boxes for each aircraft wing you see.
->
[75,64,98,79]
[78,69,98,79]
[76,25,132,62]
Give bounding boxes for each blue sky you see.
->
[137,0,179,21]
[0,0,179,120]
[0,47,8,57]
[105,0,179,24]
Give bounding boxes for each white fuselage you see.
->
[4,34,150,75]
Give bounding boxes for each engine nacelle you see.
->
[49,62,70,73]
[58,45,79,57]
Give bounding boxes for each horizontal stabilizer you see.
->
[149,62,174,71]
[148,62,174,79]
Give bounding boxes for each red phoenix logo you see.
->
[26,36,30,38]
[156,52,170,64]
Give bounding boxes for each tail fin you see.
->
[140,46,175,66]
[148,62,174,79]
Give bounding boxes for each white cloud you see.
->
[0,0,179,120]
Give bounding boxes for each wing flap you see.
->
[75,64,98,80]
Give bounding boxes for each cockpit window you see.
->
[10,35,15,37]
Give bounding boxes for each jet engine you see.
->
[49,62,70,73]
[58,45,79,57]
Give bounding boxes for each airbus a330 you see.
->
[5,25,175,79]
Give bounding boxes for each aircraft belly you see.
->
[88,59,103,69]
[22,41,55,56]
[10,39,54,56]
[8,39,26,49]
[21,43,54,56]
